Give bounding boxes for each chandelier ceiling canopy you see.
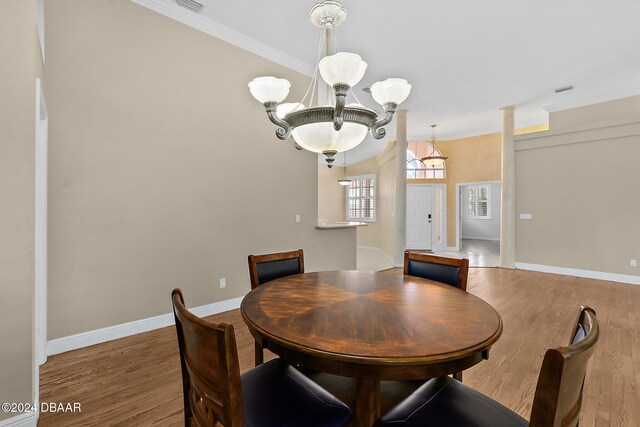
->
[248,1,412,168]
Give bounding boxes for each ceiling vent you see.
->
[554,85,574,94]
[176,0,204,13]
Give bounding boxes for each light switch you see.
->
[295,214,301,223]
[519,213,533,220]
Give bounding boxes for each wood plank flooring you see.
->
[39,268,640,426]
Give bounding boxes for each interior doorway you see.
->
[455,181,501,267]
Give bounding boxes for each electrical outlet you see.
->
[630,259,637,268]
[295,214,301,223]
[219,278,226,288]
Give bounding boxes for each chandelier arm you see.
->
[332,83,349,131]
[264,102,292,140]
[369,102,398,139]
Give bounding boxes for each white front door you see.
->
[406,185,432,250]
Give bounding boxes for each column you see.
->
[500,106,516,269]
[394,110,408,267]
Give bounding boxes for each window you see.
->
[346,174,376,222]
[467,185,490,219]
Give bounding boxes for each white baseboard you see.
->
[515,262,640,285]
[356,245,381,251]
[461,237,500,241]
[47,296,244,356]
[0,412,37,427]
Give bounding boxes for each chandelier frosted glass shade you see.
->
[248,77,291,103]
[319,52,368,87]
[370,78,412,105]
[292,121,368,154]
[421,156,447,167]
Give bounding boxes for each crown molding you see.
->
[130,0,314,76]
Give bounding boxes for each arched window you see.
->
[406,149,425,179]
[407,142,445,179]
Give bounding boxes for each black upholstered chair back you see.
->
[529,306,599,427]
[403,251,469,291]
[248,249,304,290]
[172,289,244,427]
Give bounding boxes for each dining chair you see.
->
[404,250,469,381]
[247,249,304,365]
[247,249,304,290]
[376,306,599,427]
[403,250,469,291]
[171,288,352,427]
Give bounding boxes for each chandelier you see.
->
[248,1,412,168]
[420,124,448,167]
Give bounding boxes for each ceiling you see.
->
[148,0,640,164]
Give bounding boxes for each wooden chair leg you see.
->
[453,371,462,382]
[254,342,264,367]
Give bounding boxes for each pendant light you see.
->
[338,151,352,186]
[420,124,448,167]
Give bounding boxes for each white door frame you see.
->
[456,180,500,251]
[35,79,48,407]
[406,184,447,252]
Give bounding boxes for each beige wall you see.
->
[45,0,356,340]
[550,96,640,129]
[318,165,346,223]
[346,143,398,259]
[0,0,38,419]
[410,133,502,247]
[515,96,640,276]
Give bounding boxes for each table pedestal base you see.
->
[356,378,380,427]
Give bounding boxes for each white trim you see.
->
[462,237,500,242]
[515,262,640,285]
[357,245,382,251]
[129,0,314,76]
[47,296,244,356]
[0,412,37,427]
[35,79,48,367]
[432,184,447,252]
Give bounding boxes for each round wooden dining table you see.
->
[240,270,503,427]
